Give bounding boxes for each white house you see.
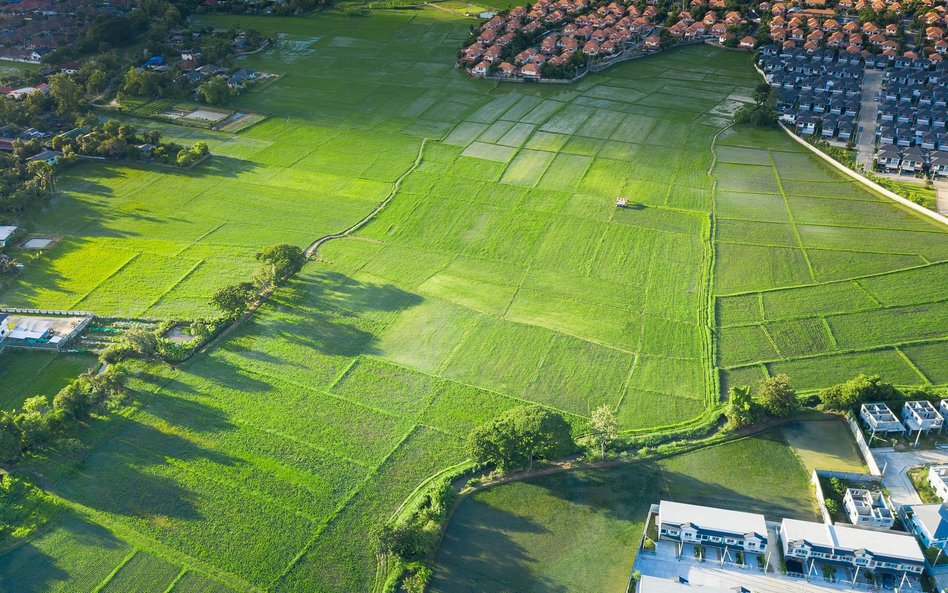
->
[908,503,948,551]
[843,488,895,529]
[903,400,944,433]
[0,313,9,345]
[860,402,905,435]
[930,465,948,502]
[781,518,926,582]
[0,226,18,248]
[939,399,948,425]
[657,500,768,556]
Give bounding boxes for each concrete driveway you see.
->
[874,448,948,505]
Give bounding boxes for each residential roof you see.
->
[782,518,925,564]
[637,575,734,593]
[911,503,948,541]
[659,500,767,539]
[0,225,17,241]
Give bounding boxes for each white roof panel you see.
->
[782,518,924,563]
[659,500,767,537]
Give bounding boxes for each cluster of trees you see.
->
[211,244,307,320]
[50,119,209,167]
[818,374,940,411]
[734,82,778,127]
[539,51,589,80]
[0,366,127,465]
[0,152,54,216]
[467,405,575,472]
[724,374,797,429]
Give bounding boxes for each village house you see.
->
[903,400,944,432]
[930,465,948,502]
[860,402,906,434]
[907,503,948,552]
[657,500,768,555]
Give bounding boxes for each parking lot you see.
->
[875,448,948,505]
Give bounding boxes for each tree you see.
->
[123,327,158,357]
[468,406,574,472]
[0,412,21,464]
[819,374,901,412]
[255,244,306,282]
[375,523,436,562]
[52,381,91,420]
[724,385,760,429]
[756,374,797,418]
[86,69,107,95]
[47,73,84,119]
[15,395,55,451]
[198,76,230,105]
[211,281,257,319]
[589,404,618,459]
[734,82,777,127]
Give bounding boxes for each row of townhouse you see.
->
[859,400,948,435]
[874,63,948,175]
[654,500,926,584]
[758,47,863,141]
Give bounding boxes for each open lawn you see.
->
[0,350,97,410]
[781,418,867,474]
[0,5,944,593]
[430,431,818,593]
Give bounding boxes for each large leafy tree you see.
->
[724,385,760,429]
[757,374,797,418]
[588,405,618,460]
[468,406,574,472]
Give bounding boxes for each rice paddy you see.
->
[0,5,944,593]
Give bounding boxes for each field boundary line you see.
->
[776,122,948,228]
[851,279,883,307]
[715,258,947,298]
[820,316,839,350]
[704,123,731,408]
[895,347,932,385]
[271,424,419,588]
[46,493,265,593]
[144,258,205,314]
[162,568,188,593]
[90,548,138,593]
[768,151,818,281]
[304,137,429,258]
[68,251,141,310]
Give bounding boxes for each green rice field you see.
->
[0,5,944,593]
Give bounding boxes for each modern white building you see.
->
[940,400,948,427]
[860,402,905,435]
[930,466,948,503]
[781,518,926,582]
[903,400,944,433]
[657,500,768,555]
[908,503,948,552]
[0,312,8,346]
[843,488,895,529]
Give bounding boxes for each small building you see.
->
[0,313,8,344]
[781,518,925,582]
[903,400,944,433]
[843,488,895,529]
[930,465,948,502]
[26,150,61,165]
[860,402,905,434]
[908,503,948,551]
[657,500,768,555]
[0,226,19,248]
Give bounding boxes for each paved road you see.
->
[875,448,948,505]
[934,179,948,215]
[855,69,883,170]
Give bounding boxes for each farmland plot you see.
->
[713,138,948,392]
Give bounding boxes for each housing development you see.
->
[0,0,944,593]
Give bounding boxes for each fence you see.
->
[847,414,883,476]
[811,468,885,527]
[0,307,94,317]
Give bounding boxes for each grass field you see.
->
[0,5,943,593]
[0,350,97,410]
[430,431,819,593]
[781,418,867,474]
